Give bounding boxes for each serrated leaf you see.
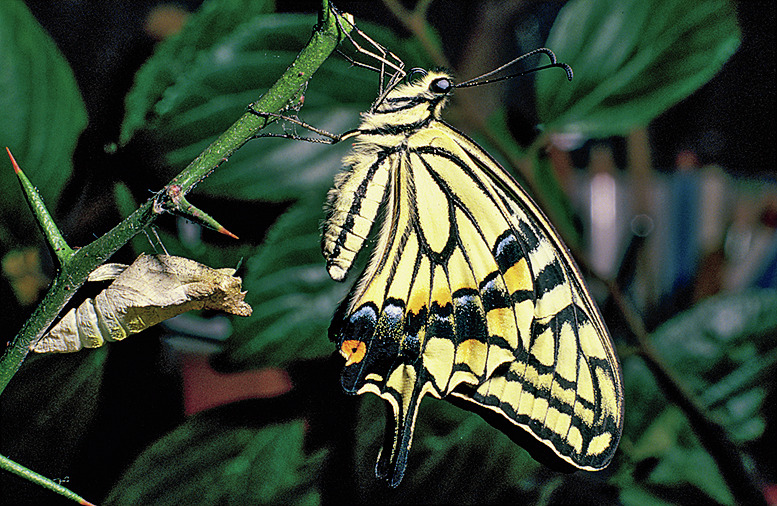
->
[0,0,87,249]
[353,396,542,504]
[105,417,324,505]
[124,8,427,202]
[649,289,777,441]
[120,0,274,144]
[213,197,350,370]
[537,0,740,137]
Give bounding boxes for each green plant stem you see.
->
[0,454,95,505]
[382,0,447,68]
[0,2,350,397]
[168,0,348,192]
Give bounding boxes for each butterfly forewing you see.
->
[323,71,623,486]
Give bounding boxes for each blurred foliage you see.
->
[120,0,275,145]
[538,0,740,137]
[351,396,551,504]
[616,290,777,505]
[650,290,777,443]
[105,417,325,505]
[0,0,87,251]
[3,0,770,505]
[478,109,582,246]
[213,197,352,369]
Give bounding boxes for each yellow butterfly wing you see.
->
[323,71,623,486]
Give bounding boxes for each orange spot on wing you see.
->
[341,340,367,366]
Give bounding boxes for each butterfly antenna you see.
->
[455,47,573,89]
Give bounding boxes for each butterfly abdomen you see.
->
[321,73,453,282]
[321,147,393,281]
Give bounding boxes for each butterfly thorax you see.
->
[356,71,453,141]
[322,71,456,281]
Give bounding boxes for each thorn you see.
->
[217,225,239,240]
[158,184,239,240]
[7,147,74,262]
[6,147,22,174]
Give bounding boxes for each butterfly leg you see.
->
[330,5,405,94]
[246,109,342,144]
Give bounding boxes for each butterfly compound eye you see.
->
[430,77,452,94]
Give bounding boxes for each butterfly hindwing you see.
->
[323,71,623,486]
[445,125,622,468]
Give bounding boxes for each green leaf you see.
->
[529,150,580,247]
[124,7,427,202]
[621,359,736,506]
[352,396,543,503]
[0,0,87,249]
[144,223,255,268]
[1,350,106,448]
[105,416,324,505]
[619,486,676,506]
[473,111,580,248]
[618,290,777,505]
[197,106,361,203]
[0,350,107,498]
[213,197,351,370]
[650,289,777,442]
[646,412,735,505]
[537,0,740,137]
[168,31,387,201]
[120,0,274,144]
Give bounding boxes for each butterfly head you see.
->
[374,70,454,120]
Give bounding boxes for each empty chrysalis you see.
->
[32,254,252,353]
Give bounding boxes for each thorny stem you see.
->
[0,1,350,397]
[0,2,350,503]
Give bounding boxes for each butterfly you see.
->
[254,14,623,487]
